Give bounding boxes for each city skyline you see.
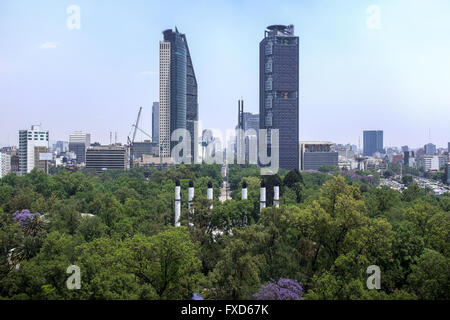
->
[1,0,450,148]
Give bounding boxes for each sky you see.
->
[0,0,449,149]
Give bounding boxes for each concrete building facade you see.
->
[69,131,91,164]
[300,141,338,171]
[18,125,49,175]
[152,102,159,144]
[86,145,128,173]
[0,152,11,178]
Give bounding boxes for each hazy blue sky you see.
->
[0,0,449,149]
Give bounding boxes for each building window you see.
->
[265,95,273,109]
[265,58,273,73]
[265,112,273,127]
[265,41,273,55]
[267,128,272,144]
[265,77,273,91]
[276,91,297,99]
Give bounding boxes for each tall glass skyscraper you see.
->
[363,130,384,157]
[259,25,299,170]
[159,28,198,162]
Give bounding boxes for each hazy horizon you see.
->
[1,0,449,149]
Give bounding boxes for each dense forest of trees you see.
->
[0,164,449,300]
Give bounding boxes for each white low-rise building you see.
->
[0,152,11,178]
[417,155,446,171]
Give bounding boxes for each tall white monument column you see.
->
[260,180,266,212]
[274,185,280,208]
[174,179,181,227]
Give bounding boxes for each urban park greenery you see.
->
[0,164,448,300]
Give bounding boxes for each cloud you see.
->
[39,42,59,49]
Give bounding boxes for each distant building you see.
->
[236,100,259,163]
[424,143,436,155]
[19,125,49,175]
[0,146,18,174]
[152,102,159,144]
[417,148,425,157]
[34,146,49,174]
[446,163,450,185]
[69,131,91,164]
[363,158,387,172]
[10,154,19,173]
[417,155,446,171]
[159,27,198,162]
[404,151,412,166]
[401,146,409,152]
[0,152,11,178]
[243,112,259,132]
[392,154,403,164]
[54,141,69,155]
[260,25,299,170]
[363,130,383,157]
[334,144,355,160]
[201,129,217,162]
[131,141,159,159]
[86,145,128,173]
[134,154,175,169]
[300,141,338,171]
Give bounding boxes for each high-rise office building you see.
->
[18,125,49,175]
[243,112,259,132]
[236,100,260,163]
[86,145,128,173]
[243,113,259,163]
[260,25,299,170]
[69,131,91,164]
[424,143,436,155]
[152,102,159,144]
[159,27,198,162]
[404,151,412,166]
[363,130,384,157]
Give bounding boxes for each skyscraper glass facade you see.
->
[363,130,384,157]
[260,25,299,170]
[160,28,198,161]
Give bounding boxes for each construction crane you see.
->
[128,107,143,168]
[132,125,152,139]
[127,106,168,171]
[132,107,142,144]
